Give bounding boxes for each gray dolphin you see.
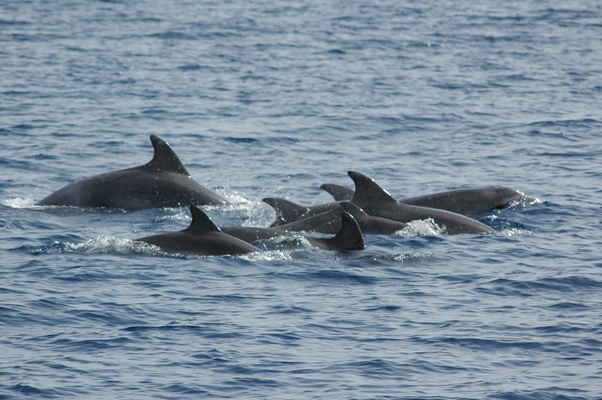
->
[304,211,365,251]
[263,197,337,227]
[340,201,407,234]
[136,206,259,256]
[348,171,494,234]
[321,183,534,217]
[320,183,355,202]
[38,135,228,210]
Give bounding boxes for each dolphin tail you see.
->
[308,211,365,251]
[320,183,354,201]
[144,135,190,175]
[263,197,309,226]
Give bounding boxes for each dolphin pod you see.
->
[264,172,495,234]
[136,206,364,256]
[36,135,538,256]
[38,135,228,210]
[265,174,535,232]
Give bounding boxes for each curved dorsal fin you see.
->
[262,197,309,226]
[348,171,398,207]
[340,201,368,218]
[185,206,222,233]
[320,183,354,201]
[321,211,365,251]
[144,135,190,175]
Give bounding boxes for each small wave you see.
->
[66,236,141,254]
[30,236,156,256]
[396,218,445,236]
[154,209,190,223]
[1,196,38,208]
[302,269,379,285]
[59,236,296,260]
[241,249,294,261]
[498,228,533,236]
[392,252,434,262]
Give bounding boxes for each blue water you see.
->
[2,0,602,398]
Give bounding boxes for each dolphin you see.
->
[303,211,365,251]
[38,135,228,210]
[340,201,407,234]
[221,212,364,251]
[321,183,534,217]
[136,206,259,256]
[402,187,535,217]
[320,183,354,201]
[263,197,337,227]
[348,171,494,234]
[262,200,407,235]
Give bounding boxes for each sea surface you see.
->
[1,1,602,399]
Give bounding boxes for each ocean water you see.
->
[1,0,602,398]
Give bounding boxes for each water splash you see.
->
[396,218,445,236]
[1,197,38,208]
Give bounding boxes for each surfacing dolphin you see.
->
[348,171,494,235]
[321,182,535,217]
[136,206,259,256]
[38,135,228,210]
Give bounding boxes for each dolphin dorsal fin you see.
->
[145,135,190,175]
[348,171,398,207]
[262,197,309,226]
[323,212,365,251]
[340,201,368,218]
[186,206,222,233]
[320,183,354,201]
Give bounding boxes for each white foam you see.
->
[395,218,445,236]
[1,197,38,208]
[241,249,295,261]
[393,252,434,262]
[498,228,533,237]
[65,235,139,254]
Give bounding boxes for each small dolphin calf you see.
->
[38,135,228,210]
[136,206,259,256]
[348,171,494,234]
